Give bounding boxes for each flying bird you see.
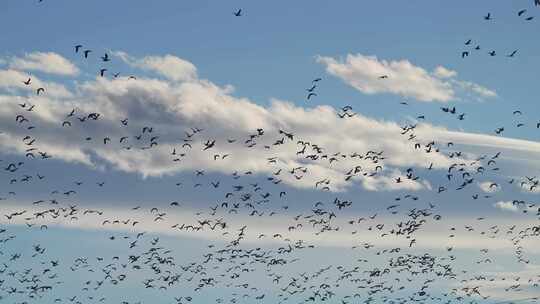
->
[507,50,518,57]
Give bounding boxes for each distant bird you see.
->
[312,78,322,83]
[23,78,31,85]
[307,93,317,100]
[484,13,492,20]
[36,88,45,95]
[306,84,317,92]
[101,53,110,62]
[488,50,496,56]
[462,51,469,58]
[379,75,389,79]
[83,50,92,58]
[525,16,534,21]
[465,39,472,45]
[75,45,83,53]
[100,69,107,77]
[234,9,242,16]
[518,9,527,16]
[507,50,518,57]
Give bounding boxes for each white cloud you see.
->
[2,200,538,253]
[0,69,73,98]
[478,181,500,193]
[493,201,518,212]
[317,53,496,102]
[452,79,497,99]
[433,66,457,79]
[113,51,197,82]
[0,52,537,194]
[8,52,79,76]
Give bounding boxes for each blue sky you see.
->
[1,1,540,304]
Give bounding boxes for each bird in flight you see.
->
[507,50,518,57]
[484,13,492,20]
[234,9,242,16]
[101,53,110,62]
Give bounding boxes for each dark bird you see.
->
[234,9,242,16]
[83,50,92,58]
[23,78,31,85]
[484,13,492,20]
[507,50,518,57]
[101,53,110,62]
[75,45,83,53]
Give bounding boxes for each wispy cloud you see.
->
[317,53,496,102]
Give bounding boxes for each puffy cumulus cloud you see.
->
[317,53,496,102]
[112,51,197,82]
[8,52,79,76]
[0,52,536,193]
[0,69,73,98]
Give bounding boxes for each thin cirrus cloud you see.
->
[8,52,79,76]
[317,53,496,102]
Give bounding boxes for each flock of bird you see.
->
[1,2,540,304]
[461,7,537,59]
